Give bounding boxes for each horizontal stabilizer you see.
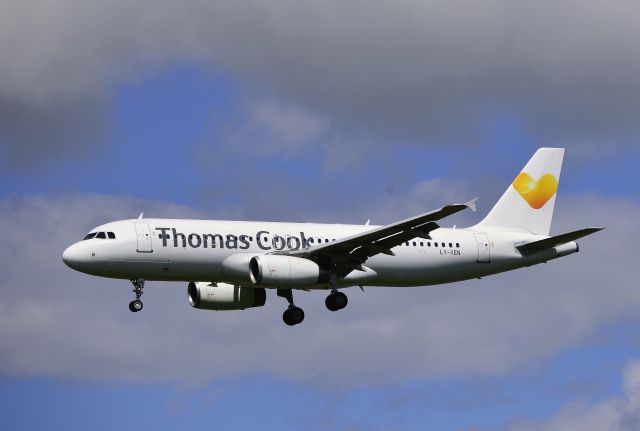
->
[517,227,603,252]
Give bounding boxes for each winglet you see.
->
[465,197,479,213]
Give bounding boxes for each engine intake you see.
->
[188,282,266,310]
[249,255,329,286]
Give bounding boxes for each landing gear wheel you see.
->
[278,289,305,326]
[283,306,305,326]
[325,294,338,311]
[325,291,348,311]
[334,292,348,309]
[129,278,145,312]
[129,299,143,312]
[290,306,304,324]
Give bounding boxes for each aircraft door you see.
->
[474,233,490,263]
[135,222,153,253]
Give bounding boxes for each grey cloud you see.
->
[0,0,207,166]
[3,0,640,164]
[0,190,637,387]
[191,0,640,147]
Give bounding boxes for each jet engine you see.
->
[249,255,329,286]
[187,282,266,310]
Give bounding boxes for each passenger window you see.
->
[449,243,452,248]
[441,242,445,247]
[108,232,116,239]
[96,232,106,239]
[310,238,315,243]
[325,239,329,243]
[405,242,409,246]
[412,241,416,246]
[427,242,431,247]
[420,242,424,247]
[456,243,460,248]
[434,242,438,247]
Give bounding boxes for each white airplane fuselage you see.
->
[61,148,599,325]
[62,218,574,288]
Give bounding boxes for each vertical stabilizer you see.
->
[474,148,564,236]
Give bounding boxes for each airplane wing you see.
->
[279,198,478,277]
[517,227,603,253]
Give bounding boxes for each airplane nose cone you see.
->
[62,243,84,270]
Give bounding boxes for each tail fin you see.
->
[474,148,565,236]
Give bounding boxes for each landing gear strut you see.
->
[325,290,348,311]
[128,278,145,312]
[277,288,304,326]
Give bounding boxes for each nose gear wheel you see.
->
[129,278,145,313]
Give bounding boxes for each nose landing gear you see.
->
[128,278,145,312]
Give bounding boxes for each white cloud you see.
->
[509,360,640,431]
[0,191,638,388]
[250,100,328,149]
[214,99,329,154]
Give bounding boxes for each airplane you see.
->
[62,148,602,325]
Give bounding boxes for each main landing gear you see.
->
[276,288,350,325]
[325,272,348,312]
[277,288,305,326]
[325,290,348,311]
[128,278,145,313]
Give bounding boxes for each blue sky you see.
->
[1,2,640,430]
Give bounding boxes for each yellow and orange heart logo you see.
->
[512,172,558,209]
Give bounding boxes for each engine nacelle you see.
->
[249,255,329,286]
[188,282,266,311]
[221,253,256,283]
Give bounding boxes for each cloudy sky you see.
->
[1,1,640,429]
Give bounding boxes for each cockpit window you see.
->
[84,231,116,240]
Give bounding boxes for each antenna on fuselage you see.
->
[138,212,144,220]
[365,219,370,225]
